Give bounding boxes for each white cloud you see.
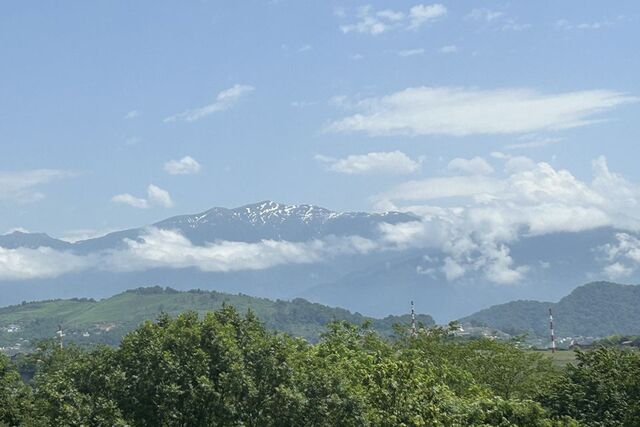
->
[504,155,537,173]
[111,193,149,209]
[316,151,422,175]
[376,156,640,284]
[106,228,377,274]
[447,157,494,175]
[0,246,91,280]
[340,4,445,35]
[377,9,404,21]
[340,6,390,35]
[147,185,174,208]
[327,86,636,137]
[164,84,254,122]
[398,48,425,57]
[124,110,139,120]
[377,176,503,202]
[504,136,565,150]
[164,156,202,175]
[0,227,379,281]
[442,257,465,281]
[555,19,610,31]
[408,4,446,30]
[603,262,632,279]
[0,169,73,204]
[111,184,173,209]
[438,45,458,54]
[599,233,640,279]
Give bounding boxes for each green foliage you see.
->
[0,353,36,426]
[539,347,640,426]
[7,306,640,425]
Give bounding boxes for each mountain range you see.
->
[0,286,435,351]
[460,281,640,338]
[1,200,639,321]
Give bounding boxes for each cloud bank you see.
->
[376,155,640,284]
[0,228,378,281]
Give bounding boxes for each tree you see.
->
[539,347,640,426]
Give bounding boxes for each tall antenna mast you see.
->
[56,324,65,349]
[548,308,556,353]
[410,300,417,337]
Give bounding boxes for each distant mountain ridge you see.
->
[2,201,417,251]
[0,286,435,351]
[2,200,640,322]
[460,282,640,337]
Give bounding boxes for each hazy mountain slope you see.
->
[0,231,71,250]
[460,282,640,337]
[0,286,435,350]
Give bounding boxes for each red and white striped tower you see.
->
[549,308,556,353]
[410,301,417,337]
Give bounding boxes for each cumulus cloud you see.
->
[599,233,640,279]
[164,84,254,122]
[315,151,422,175]
[376,156,640,284]
[0,169,73,204]
[408,4,447,29]
[111,184,173,209]
[147,185,174,208]
[447,157,494,175]
[327,86,636,137]
[164,156,202,175]
[340,4,445,35]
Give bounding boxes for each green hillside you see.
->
[460,281,640,338]
[0,286,434,352]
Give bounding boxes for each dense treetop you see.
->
[1,305,638,426]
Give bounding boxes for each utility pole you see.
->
[56,324,65,349]
[410,301,417,337]
[549,308,556,353]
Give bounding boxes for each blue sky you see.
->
[2,1,640,240]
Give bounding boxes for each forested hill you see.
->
[0,286,434,351]
[460,281,640,337]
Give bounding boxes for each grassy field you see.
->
[528,349,577,367]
